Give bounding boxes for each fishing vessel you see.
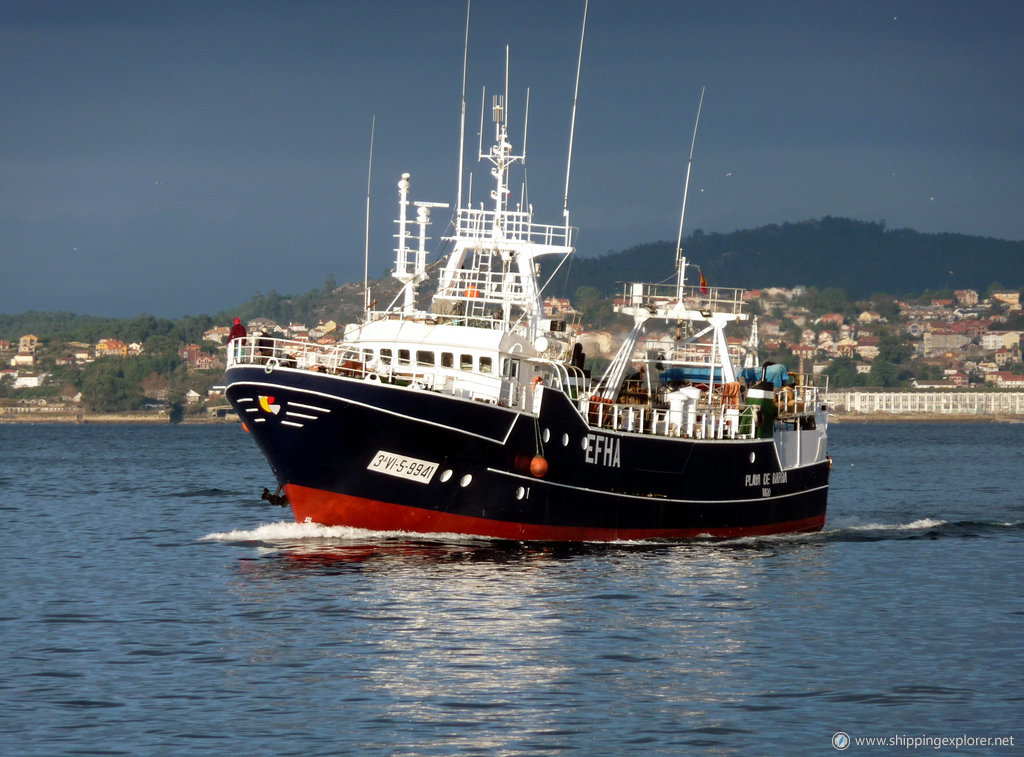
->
[225,26,830,541]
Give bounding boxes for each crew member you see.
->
[228,317,247,342]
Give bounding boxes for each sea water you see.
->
[0,422,1021,755]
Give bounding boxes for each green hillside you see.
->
[564,217,1023,299]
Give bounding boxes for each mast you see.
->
[562,0,588,229]
[363,115,375,317]
[674,86,705,298]
[456,1,471,212]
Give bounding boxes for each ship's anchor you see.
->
[261,484,289,507]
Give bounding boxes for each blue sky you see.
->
[2,0,1022,318]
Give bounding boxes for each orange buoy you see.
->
[530,455,549,478]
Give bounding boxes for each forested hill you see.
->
[563,217,1024,299]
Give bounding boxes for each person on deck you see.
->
[228,317,246,343]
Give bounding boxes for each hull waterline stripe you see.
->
[281,420,305,428]
[285,411,318,420]
[284,484,826,541]
[486,466,830,506]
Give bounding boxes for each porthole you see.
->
[515,486,526,500]
[581,437,589,450]
[460,474,473,488]
[562,433,569,447]
[440,469,453,482]
[749,452,756,464]
[542,428,551,443]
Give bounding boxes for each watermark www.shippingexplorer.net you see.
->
[832,732,1016,751]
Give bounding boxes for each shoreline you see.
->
[0,411,235,425]
[1,410,1020,425]
[828,413,1021,424]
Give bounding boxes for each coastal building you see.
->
[180,344,221,371]
[923,329,969,357]
[544,297,574,315]
[248,318,279,334]
[954,289,979,306]
[836,338,858,358]
[308,320,339,339]
[995,347,1020,367]
[202,326,231,344]
[982,331,1022,351]
[95,339,129,358]
[991,291,1021,310]
[985,372,1024,388]
[856,336,880,360]
[818,313,844,328]
[13,373,48,389]
[827,390,1024,416]
[19,335,39,354]
[761,286,796,301]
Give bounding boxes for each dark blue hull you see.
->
[226,365,829,540]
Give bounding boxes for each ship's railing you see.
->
[227,336,363,375]
[450,208,573,249]
[774,374,824,417]
[227,334,527,406]
[616,281,746,316]
[437,267,527,304]
[364,309,511,332]
[580,393,759,440]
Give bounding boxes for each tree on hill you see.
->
[823,357,864,388]
[568,217,1023,299]
[875,333,913,364]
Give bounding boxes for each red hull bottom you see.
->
[285,484,826,542]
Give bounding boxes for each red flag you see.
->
[699,270,708,294]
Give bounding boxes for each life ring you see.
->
[531,376,544,390]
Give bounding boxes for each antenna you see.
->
[477,85,485,158]
[363,115,376,317]
[522,87,530,160]
[456,1,471,211]
[675,86,706,269]
[562,0,588,226]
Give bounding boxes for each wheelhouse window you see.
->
[416,350,435,366]
[480,356,493,374]
[380,348,392,365]
[398,349,411,365]
[460,354,473,371]
[441,352,454,368]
